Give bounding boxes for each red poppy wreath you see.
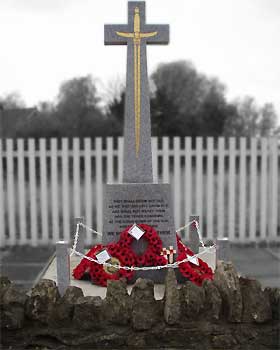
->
[118,223,167,267]
[176,234,213,286]
[73,242,135,287]
[73,223,213,287]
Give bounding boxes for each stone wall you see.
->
[1,261,279,349]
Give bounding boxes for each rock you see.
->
[131,278,154,302]
[73,296,104,330]
[25,279,60,324]
[62,286,84,303]
[2,285,27,306]
[211,334,237,349]
[164,269,181,325]
[0,276,11,303]
[0,284,27,330]
[104,279,131,325]
[264,287,280,320]
[0,305,25,330]
[132,301,159,331]
[202,279,222,320]
[106,279,127,299]
[240,277,272,323]
[180,281,205,319]
[0,276,11,289]
[51,286,84,325]
[213,261,242,322]
[127,334,146,347]
[131,278,159,331]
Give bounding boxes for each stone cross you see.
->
[104,1,169,183]
[103,2,176,283]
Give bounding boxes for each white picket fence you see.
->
[0,137,279,246]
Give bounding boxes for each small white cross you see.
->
[168,246,177,264]
[161,246,177,263]
[161,247,170,260]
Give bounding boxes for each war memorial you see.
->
[1,2,279,349]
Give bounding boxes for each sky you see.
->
[0,0,279,123]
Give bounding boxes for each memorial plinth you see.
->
[103,184,176,282]
[42,254,165,299]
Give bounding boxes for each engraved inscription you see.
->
[106,197,171,239]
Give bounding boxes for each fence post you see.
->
[56,241,70,296]
[189,215,200,253]
[216,237,230,262]
[75,217,85,253]
[268,138,278,240]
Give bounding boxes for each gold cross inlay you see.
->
[116,7,157,157]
